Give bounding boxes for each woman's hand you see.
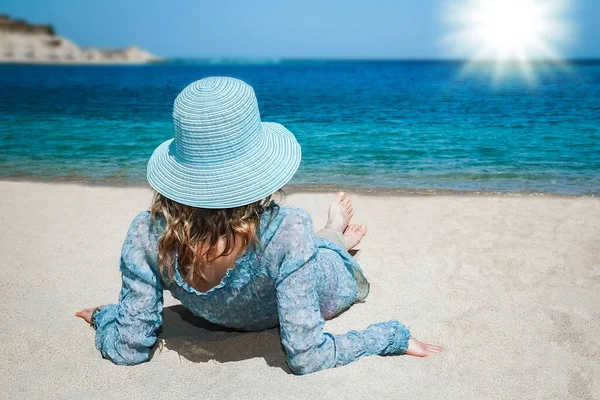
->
[406,337,444,357]
[75,306,105,324]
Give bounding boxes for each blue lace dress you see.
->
[93,205,411,374]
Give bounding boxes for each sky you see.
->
[2,0,599,59]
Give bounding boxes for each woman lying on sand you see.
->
[76,77,443,374]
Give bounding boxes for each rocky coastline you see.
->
[0,14,162,64]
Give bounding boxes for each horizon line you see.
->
[160,57,600,62]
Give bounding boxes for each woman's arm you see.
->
[87,212,164,365]
[273,208,411,375]
[276,256,410,375]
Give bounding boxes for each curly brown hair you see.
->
[150,190,279,288]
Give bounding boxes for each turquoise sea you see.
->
[0,60,599,195]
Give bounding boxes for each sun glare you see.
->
[444,0,573,83]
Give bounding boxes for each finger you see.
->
[75,312,89,321]
[426,345,443,353]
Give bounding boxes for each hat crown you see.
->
[147,76,302,209]
[172,77,263,164]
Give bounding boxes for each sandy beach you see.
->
[0,180,598,399]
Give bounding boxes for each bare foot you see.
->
[405,337,444,357]
[325,192,354,232]
[342,223,366,250]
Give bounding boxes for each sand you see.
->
[0,180,598,399]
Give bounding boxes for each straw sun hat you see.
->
[147,77,302,208]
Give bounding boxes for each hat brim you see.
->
[147,122,301,208]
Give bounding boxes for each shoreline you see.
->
[1,177,597,199]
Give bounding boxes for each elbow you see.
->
[286,353,325,375]
[287,359,315,376]
[284,334,338,375]
[102,346,150,366]
[111,355,148,366]
[96,332,153,366]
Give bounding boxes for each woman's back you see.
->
[125,205,366,331]
[191,236,245,293]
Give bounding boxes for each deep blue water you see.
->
[0,61,599,194]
